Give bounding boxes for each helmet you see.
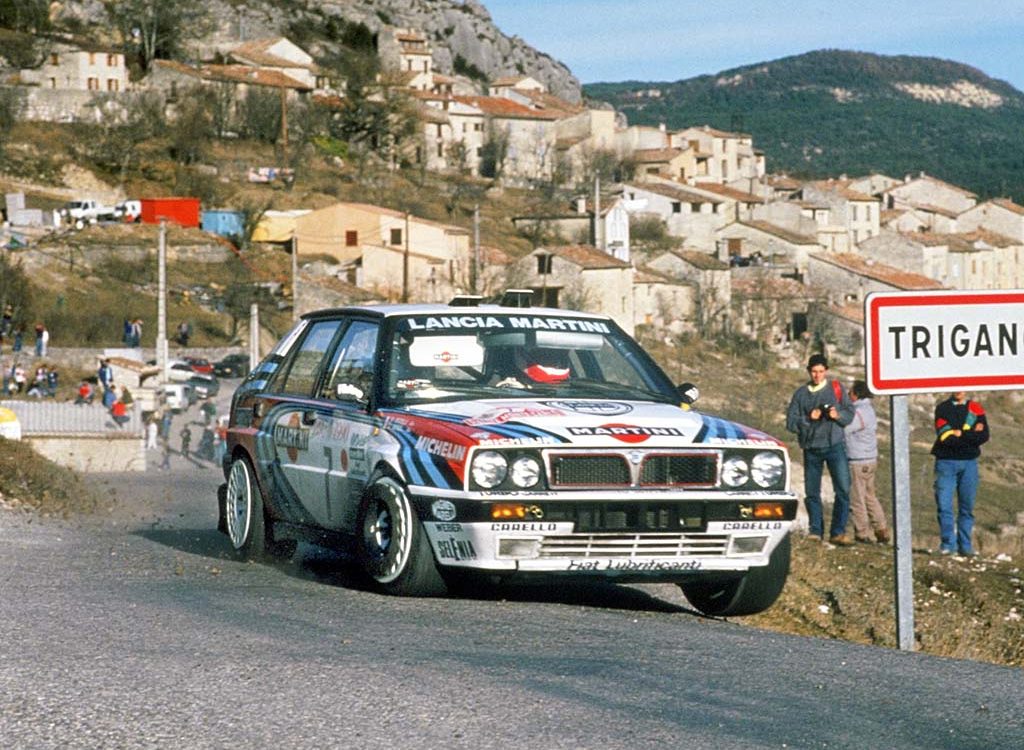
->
[515,346,570,383]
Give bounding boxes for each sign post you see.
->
[865,289,1024,651]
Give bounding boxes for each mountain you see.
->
[584,50,1024,202]
[49,0,582,102]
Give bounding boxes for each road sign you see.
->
[865,289,1024,395]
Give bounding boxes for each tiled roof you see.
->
[634,265,683,284]
[202,64,311,90]
[990,198,1024,216]
[512,88,582,116]
[739,220,818,245]
[885,174,977,198]
[682,124,751,139]
[229,38,312,69]
[633,148,685,163]
[912,202,959,219]
[903,232,979,252]
[627,182,723,204]
[691,183,766,203]
[731,276,807,299]
[767,174,802,189]
[452,95,560,120]
[962,229,1022,248]
[828,303,864,324]
[545,245,631,270]
[809,252,944,290]
[491,75,531,87]
[806,179,876,202]
[671,249,729,270]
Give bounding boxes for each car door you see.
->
[267,317,344,528]
[303,319,381,532]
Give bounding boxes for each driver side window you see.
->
[323,321,380,400]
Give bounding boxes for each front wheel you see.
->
[356,476,446,596]
[679,534,791,617]
[224,456,296,562]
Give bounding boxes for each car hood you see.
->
[384,398,782,449]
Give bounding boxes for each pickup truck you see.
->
[59,199,117,228]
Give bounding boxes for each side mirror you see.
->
[677,382,699,406]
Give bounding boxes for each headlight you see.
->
[510,456,541,488]
[471,451,508,489]
[751,451,785,488]
[721,456,749,487]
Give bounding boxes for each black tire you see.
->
[224,456,296,562]
[356,476,446,596]
[680,534,791,617]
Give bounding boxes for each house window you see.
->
[462,123,467,134]
[437,143,443,157]
[87,77,99,90]
[476,147,483,158]
[691,203,701,213]
[50,53,59,65]
[852,205,859,221]
[727,238,742,256]
[107,54,118,66]
[537,254,553,274]
[436,123,442,137]
[671,202,681,214]
[390,228,403,246]
[473,123,482,132]
[345,230,358,247]
[107,79,119,91]
[48,77,57,88]
[423,61,429,72]
[647,167,659,175]
[89,52,96,65]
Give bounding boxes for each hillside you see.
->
[584,50,1024,202]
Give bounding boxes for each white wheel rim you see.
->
[226,461,252,549]
[368,480,412,584]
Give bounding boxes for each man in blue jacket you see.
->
[786,354,855,545]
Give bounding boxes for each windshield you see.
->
[382,312,678,405]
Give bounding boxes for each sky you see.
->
[483,0,1024,92]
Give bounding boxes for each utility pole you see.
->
[472,204,480,294]
[593,174,602,251]
[249,303,260,370]
[402,213,410,303]
[279,87,288,164]
[291,233,299,322]
[157,219,168,383]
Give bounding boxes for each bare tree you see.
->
[103,0,213,74]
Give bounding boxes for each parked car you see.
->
[166,361,199,382]
[213,353,251,378]
[186,373,219,399]
[182,356,214,375]
[59,199,117,228]
[161,383,192,413]
[217,294,797,616]
[114,199,141,222]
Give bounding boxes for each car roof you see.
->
[301,302,612,322]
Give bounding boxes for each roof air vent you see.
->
[499,289,533,308]
[449,294,483,307]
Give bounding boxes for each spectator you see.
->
[130,318,143,348]
[844,380,889,544]
[200,398,217,425]
[931,392,990,556]
[145,413,159,450]
[176,321,191,346]
[111,398,130,427]
[786,354,855,545]
[75,380,95,405]
[34,324,48,357]
[12,326,22,353]
[97,358,113,391]
[122,318,132,346]
[180,424,192,459]
[46,367,58,397]
[12,363,26,393]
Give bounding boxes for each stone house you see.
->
[730,275,810,347]
[632,267,696,335]
[806,252,944,307]
[631,148,696,182]
[379,28,435,91]
[957,198,1024,242]
[294,202,471,303]
[224,37,332,92]
[512,245,635,334]
[24,44,129,92]
[880,173,977,215]
[647,249,731,334]
[844,173,901,197]
[621,182,726,250]
[798,179,881,245]
[716,220,821,278]
[671,125,764,185]
[512,196,631,262]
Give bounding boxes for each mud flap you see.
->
[216,482,228,534]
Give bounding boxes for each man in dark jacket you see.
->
[931,392,989,556]
[786,354,855,545]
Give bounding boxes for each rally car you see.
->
[218,293,798,616]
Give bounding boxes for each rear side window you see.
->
[277,319,342,396]
[323,321,380,400]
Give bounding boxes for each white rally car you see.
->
[218,294,798,616]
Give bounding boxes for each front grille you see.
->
[537,533,730,558]
[640,453,717,487]
[551,455,630,486]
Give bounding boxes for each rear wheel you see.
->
[224,457,296,561]
[356,476,446,596]
[680,534,791,617]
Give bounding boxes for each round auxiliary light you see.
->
[751,452,785,488]
[509,455,542,488]
[721,456,750,488]
[471,450,508,489]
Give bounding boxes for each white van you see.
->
[162,383,193,413]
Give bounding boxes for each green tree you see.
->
[237,88,282,144]
[102,0,213,73]
[167,86,215,164]
[479,121,509,180]
[0,88,24,160]
[0,0,50,32]
[86,92,165,184]
[0,253,30,331]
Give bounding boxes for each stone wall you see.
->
[27,434,145,472]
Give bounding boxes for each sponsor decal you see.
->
[723,521,784,530]
[466,406,565,426]
[415,436,467,461]
[348,447,368,478]
[435,522,462,532]
[274,413,309,461]
[432,499,458,522]
[403,316,611,333]
[478,436,559,447]
[545,400,633,416]
[490,522,557,532]
[567,424,686,443]
[340,449,349,472]
[436,538,477,561]
[567,559,703,571]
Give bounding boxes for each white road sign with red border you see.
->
[865,289,1024,394]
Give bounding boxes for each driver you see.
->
[514,346,571,383]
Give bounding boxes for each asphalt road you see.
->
[1,392,1022,749]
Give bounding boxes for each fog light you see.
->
[498,538,541,558]
[491,504,528,520]
[731,536,768,554]
[753,503,785,519]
